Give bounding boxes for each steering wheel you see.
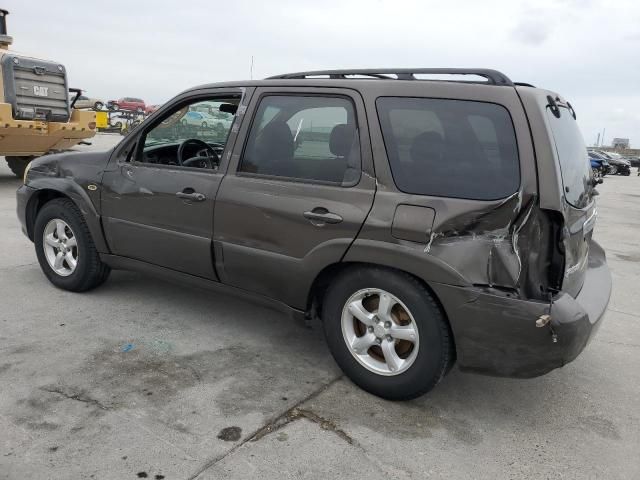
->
[177,138,219,168]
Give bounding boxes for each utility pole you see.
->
[250,56,254,80]
[596,133,600,147]
[602,128,606,147]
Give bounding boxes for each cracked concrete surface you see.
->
[1,136,639,479]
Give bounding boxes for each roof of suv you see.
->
[187,68,547,91]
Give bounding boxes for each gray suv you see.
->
[16,68,611,399]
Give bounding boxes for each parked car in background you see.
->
[598,151,631,176]
[588,152,609,178]
[623,155,640,168]
[181,110,232,132]
[145,104,160,115]
[589,150,632,176]
[73,94,105,111]
[108,97,146,112]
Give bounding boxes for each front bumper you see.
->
[16,184,37,240]
[432,240,611,378]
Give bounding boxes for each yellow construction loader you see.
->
[0,9,96,178]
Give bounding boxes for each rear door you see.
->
[543,100,595,297]
[213,87,376,308]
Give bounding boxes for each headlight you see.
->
[23,161,32,184]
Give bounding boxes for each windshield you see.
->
[546,106,591,209]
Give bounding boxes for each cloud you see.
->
[511,15,554,45]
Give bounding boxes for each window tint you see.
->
[239,95,360,185]
[546,107,591,209]
[376,97,520,200]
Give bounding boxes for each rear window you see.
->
[376,97,520,200]
[546,106,591,209]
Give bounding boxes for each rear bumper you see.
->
[432,240,611,378]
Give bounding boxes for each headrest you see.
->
[254,121,294,162]
[329,123,355,157]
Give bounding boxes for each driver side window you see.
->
[137,96,239,169]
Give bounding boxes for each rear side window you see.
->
[239,95,361,185]
[546,106,591,209]
[376,97,520,200]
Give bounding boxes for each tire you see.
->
[94,101,104,111]
[609,165,618,175]
[6,156,34,178]
[34,198,110,292]
[201,121,208,128]
[137,107,143,113]
[322,266,454,400]
[622,169,631,176]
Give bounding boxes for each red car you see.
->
[144,104,160,115]
[108,97,146,112]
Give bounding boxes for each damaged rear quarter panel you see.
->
[348,82,541,295]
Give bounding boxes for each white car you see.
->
[181,110,232,130]
[72,94,105,111]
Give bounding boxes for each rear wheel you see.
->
[5,156,35,178]
[34,198,110,292]
[322,266,454,400]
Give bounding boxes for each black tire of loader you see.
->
[5,156,35,178]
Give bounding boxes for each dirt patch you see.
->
[579,415,621,440]
[217,426,242,441]
[613,252,640,262]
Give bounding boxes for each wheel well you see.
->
[307,261,457,365]
[25,189,69,240]
[308,262,446,319]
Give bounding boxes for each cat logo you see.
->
[33,85,49,97]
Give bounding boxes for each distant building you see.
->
[612,138,630,149]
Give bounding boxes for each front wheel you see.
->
[34,198,110,292]
[322,267,454,400]
[609,165,618,175]
[94,101,104,110]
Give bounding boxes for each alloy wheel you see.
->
[42,218,78,276]
[341,288,419,376]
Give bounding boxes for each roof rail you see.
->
[267,68,514,86]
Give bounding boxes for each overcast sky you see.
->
[5,0,639,147]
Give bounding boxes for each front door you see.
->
[101,91,246,279]
[213,88,376,308]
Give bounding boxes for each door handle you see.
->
[303,208,343,225]
[176,191,206,202]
